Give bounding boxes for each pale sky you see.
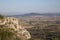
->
[0,0,60,15]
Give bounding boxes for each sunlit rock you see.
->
[0,17,31,40]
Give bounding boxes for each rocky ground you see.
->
[0,15,31,40]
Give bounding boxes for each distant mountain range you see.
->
[7,13,60,17]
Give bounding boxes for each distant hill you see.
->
[7,13,60,17]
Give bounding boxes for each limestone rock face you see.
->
[0,17,31,40]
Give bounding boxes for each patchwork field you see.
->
[18,15,60,40]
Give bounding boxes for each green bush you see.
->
[0,25,15,40]
[0,15,4,19]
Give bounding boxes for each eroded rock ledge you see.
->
[0,16,31,40]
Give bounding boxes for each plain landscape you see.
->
[9,13,60,40]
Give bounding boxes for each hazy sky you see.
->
[0,0,60,15]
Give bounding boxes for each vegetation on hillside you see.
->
[0,15,4,19]
[0,25,22,40]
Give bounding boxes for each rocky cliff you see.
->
[0,16,31,40]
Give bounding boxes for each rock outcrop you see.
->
[0,17,31,40]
